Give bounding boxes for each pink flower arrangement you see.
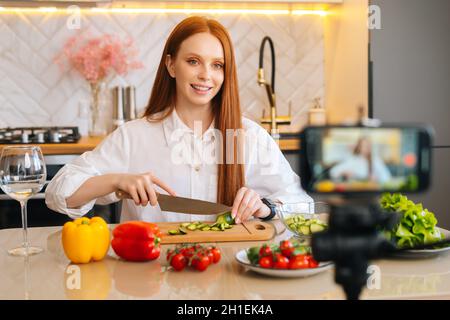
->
[55,33,143,84]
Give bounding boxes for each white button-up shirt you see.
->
[45,110,313,223]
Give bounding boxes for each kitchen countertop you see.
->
[1,221,450,300]
[0,136,105,155]
[0,135,299,155]
[277,138,300,152]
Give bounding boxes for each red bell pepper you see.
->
[111,221,162,262]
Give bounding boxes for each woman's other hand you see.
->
[116,172,177,206]
[231,187,270,224]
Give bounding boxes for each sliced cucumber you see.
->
[177,219,234,233]
[179,227,188,234]
[299,225,311,235]
[168,229,180,235]
[215,212,235,225]
[187,224,197,231]
[310,224,325,233]
[284,214,328,236]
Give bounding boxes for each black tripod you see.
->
[311,197,397,300]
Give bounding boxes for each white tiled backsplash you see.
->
[0,13,324,135]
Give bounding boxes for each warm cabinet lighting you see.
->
[91,8,291,14]
[0,6,328,16]
[293,9,327,16]
[38,7,58,12]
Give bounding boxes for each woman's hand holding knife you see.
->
[115,179,271,223]
[116,172,177,206]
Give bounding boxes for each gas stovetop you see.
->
[0,127,81,144]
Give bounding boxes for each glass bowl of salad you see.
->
[276,202,329,242]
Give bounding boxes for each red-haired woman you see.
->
[46,16,312,224]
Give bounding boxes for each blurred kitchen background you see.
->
[370,0,450,230]
[0,0,367,133]
[1,0,448,229]
[0,0,368,228]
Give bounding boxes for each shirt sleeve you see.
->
[244,127,314,207]
[45,125,130,218]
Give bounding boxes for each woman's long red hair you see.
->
[143,16,244,206]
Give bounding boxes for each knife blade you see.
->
[115,190,232,215]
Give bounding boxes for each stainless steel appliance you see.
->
[112,86,137,130]
[112,86,125,129]
[0,127,81,144]
[124,86,137,121]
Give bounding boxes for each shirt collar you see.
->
[162,108,216,147]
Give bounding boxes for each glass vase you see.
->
[88,81,108,137]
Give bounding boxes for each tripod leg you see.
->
[344,285,362,300]
[335,258,368,300]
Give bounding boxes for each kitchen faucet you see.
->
[258,36,291,139]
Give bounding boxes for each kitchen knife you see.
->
[115,190,232,215]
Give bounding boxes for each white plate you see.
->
[388,244,450,259]
[235,249,333,278]
[388,228,450,259]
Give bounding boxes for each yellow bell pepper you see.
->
[62,216,110,264]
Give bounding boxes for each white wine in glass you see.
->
[0,146,47,256]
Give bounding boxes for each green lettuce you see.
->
[380,193,443,249]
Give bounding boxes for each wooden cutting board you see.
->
[158,220,275,244]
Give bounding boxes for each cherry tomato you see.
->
[290,253,304,259]
[192,255,210,272]
[309,256,319,268]
[170,253,187,271]
[210,247,221,264]
[191,250,207,266]
[191,256,198,268]
[273,253,289,269]
[205,250,214,264]
[279,240,295,258]
[259,244,272,257]
[180,247,195,259]
[289,255,310,269]
[166,249,175,261]
[258,256,273,269]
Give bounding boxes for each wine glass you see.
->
[0,146,47,256]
